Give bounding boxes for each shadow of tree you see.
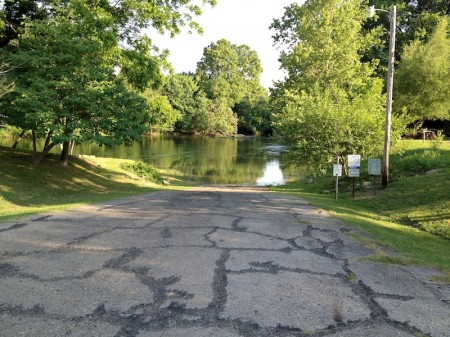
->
[0,147,154,218]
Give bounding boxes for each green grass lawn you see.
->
[275,139,450,280]
[0,147,193,222]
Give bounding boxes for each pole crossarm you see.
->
[367,6,390,18]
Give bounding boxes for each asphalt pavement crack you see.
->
[104,247,142,269]
[374,293,415,301]
[208,249,230,317]
[302,225,314,236]
[0,222,27,233]
[231,217,246,231]
[67,227,117,245]
[1,188,446,337]
[30,215,52,222]
[0,263,20,277]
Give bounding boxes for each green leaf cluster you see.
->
[0,0,216,163]
[0,56,13,100]
[161,40,270,136]
[363,1,449,78]
[394,17,450,123]
[195,39,269,135]
[162,73,207,134]
[234,97,272,135]
[271,0,386,172]
[196,39,263,106]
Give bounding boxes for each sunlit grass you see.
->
[0,147,176,221]
[274,140,450,277]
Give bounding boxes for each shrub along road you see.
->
[0,186,449,337]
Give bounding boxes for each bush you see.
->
[121,161,163,184]
[390,141,450,178]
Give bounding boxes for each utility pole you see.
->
[382,6,396,187]
[367,5,397,187]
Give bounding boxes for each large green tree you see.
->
[162,73,203,133]
[148,72,240,136]
[1,0,217,49]
[1,0,216,163]
[195,39,269,135]
[2,13,150,164]
[363,0,449,77]
[196,39,263,105]
[394,17,450,124]
[270,0,386,171]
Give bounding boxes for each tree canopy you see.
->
[270,0,386,171]
[163,73,207,134]
[195,39,269,135]
[362,0,450,77]
[2,13,150,163]
[161,40,270,136]
[0,0,216,163]
[394,17,450,124]
[0,0,217,48]
[0,57,12,99]
[196,39,264,105]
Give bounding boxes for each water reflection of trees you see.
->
[148,137,266,184]
[0,135,303,185]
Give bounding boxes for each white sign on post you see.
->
[368,159,381,175]
[333,164,342,177]
[348,155,361,177]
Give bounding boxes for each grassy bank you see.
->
[0,147,192,222]
[275,140,450,279]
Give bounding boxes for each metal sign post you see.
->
[333,158,342,200]
[348,155,361,199]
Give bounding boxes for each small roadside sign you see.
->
[348,155,361,177]
[368,159,381,175]
[333,164,342,177]
[333,159,342,201]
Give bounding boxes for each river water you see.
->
[1,135,301,186]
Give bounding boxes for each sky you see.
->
[150,0,304,89]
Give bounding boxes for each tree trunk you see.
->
[60,141,69,166]
[69,140,74,155]
[340,155,348,177]
[43,130,53,151]
[12,130,26,149]
[33,142,57,165]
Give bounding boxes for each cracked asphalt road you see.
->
[0,186,449,337]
